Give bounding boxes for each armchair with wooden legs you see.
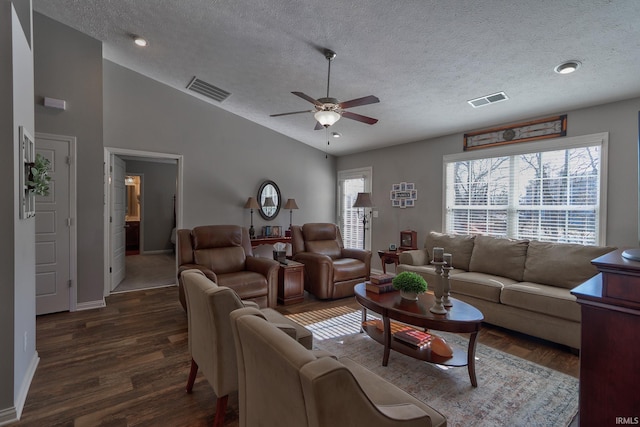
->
[181,269,312,427]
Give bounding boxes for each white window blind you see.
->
[444,133,608,245]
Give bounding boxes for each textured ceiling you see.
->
[33,0,640,156]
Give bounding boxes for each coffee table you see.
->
[354,283,484,387]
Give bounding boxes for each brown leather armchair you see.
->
[291,223,371,299]
[177,225,279,310]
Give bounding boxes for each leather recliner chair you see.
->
[291,223,372,299]
[177,225,279,310]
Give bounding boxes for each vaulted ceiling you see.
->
[33,0,640,156]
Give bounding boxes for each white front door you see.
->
[110,155,127,290]
[35,134,74,314]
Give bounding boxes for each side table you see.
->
[278,260,305,305]
[377,250,401,274]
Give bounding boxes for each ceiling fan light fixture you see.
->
[315,110,340,127]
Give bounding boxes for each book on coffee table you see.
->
[370,273,394,284]
[393,328,432,348]
[365,281,396,294]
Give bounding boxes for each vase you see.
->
[400,290,418,301]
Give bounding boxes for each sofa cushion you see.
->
[523,240,616,289]
[217,271,268,300]
[468,235,529,281]
[425,232,476,270]
[449,271,517,303]
[305,240,342,259]
[501,282,581,322]
[332,258,368,282]
[194,246,247,274]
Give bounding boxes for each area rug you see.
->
[286,308,579,427]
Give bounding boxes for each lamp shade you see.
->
[314,110,341,127]
[284,198,299,210]
[263,196,275,207]
[352,192,373,208]
[244,197,260,209]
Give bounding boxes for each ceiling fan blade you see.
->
[338,95,380,110]
[314,121,324,130]
[292,91,324,107]
[270,110,314,117]
[341,111,378,125]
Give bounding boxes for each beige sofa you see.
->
[398,232,615,349]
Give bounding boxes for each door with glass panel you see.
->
[337,167,372,250]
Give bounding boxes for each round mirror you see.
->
[257,180,281,220]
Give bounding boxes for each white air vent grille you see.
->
[187,77,231,102]
[468,92,508,108]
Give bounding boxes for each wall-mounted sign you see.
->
[463,115,567,151]
[390,182,417,208]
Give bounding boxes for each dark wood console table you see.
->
[571,249,640,426]
[250,236,291,247]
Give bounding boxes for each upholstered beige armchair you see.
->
[177,225,280,310]
[291,223,371,299]
[182,269,312,427]
[230,307,447,427]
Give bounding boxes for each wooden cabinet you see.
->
[278,260,304,305]
[571,249,640,426]
[125,221,140,250]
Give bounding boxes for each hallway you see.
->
[112,253,176,293]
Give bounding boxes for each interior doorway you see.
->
[103,148,183,297]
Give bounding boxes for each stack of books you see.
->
[393,328,432,349]
[365,274,396,294]
[370,274,394,284]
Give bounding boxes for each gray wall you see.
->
[125,159,177,252]
[1,0,37,420]
[103,60,336,233]
[338,97,640,271]
[33,12,104,304]
[33,15,336,307]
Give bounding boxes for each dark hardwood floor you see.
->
[15,286,579,426]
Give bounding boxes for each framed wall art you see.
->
[19,126,36,219]
[463,115,567,151]
[390,182,417,208]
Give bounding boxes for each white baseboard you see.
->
[0,351,40,426]
[76,298,106,311]
[141,249,173,255]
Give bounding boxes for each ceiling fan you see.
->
[270,49,380,130]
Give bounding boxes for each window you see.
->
[444,133,608,245]
[338,167,372,249]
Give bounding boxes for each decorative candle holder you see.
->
[442,264,453,307]
[430,261,448,314]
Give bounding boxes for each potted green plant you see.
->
[26,153,51,196]
[392,271,428,301]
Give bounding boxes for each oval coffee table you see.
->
[354,283,484,387]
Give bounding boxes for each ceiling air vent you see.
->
[186,77,231,102]
[467,92,509,108]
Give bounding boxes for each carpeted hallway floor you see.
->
[112,252,176,293]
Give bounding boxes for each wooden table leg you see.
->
[382,315,391,366]
[360,307,366,333]
[467,331,479,387]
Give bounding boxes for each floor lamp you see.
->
[352,192,373,250]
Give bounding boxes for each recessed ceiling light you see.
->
[332,132,341,138]
[133,36,148,47]
[554,60,581,74]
